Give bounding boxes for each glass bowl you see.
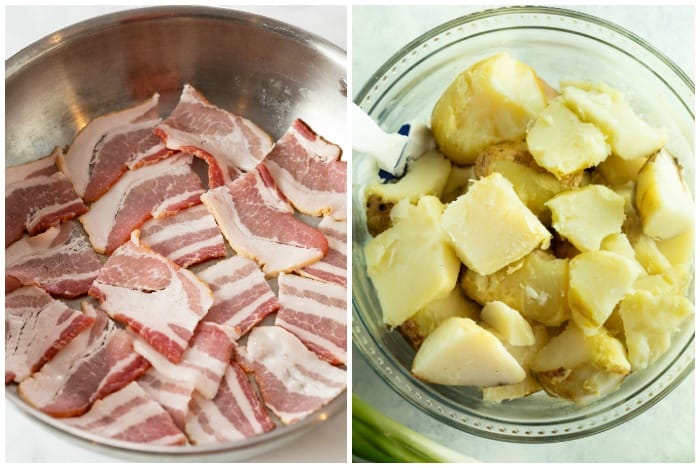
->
[6,6,347,460]
[352,6,694,442]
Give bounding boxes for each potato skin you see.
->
[365,194,394,237]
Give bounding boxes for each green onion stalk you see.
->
[352,393,478,463]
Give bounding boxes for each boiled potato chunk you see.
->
[632,234,672,275]
[532,323,631,405]
[619,291,694,370]
[632,267,692,297]
[568,251,640,334]
[481,301,535,346]
[595,153,648,186]
[400,286,480,349]
[655,228,694,267]
[461,250,570,326]
[561,81,666,161]
[365,196,461,327]
[441,164,475,204]
[600,233,637,263]
[431,52,551,165]
[482,377,542,403]
[482,324,549,402]
[412,317,526,387]
[527,98,610,178]
[365,150,451,204]
[442,173,551,275]
[546,184,625,252]
[635,149,694,240]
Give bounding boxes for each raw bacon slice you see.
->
[132,322,233,399]
[138,368,193,430]
[79,152,204,254]
[298,216,347,286]
[5,286,94,384]
[64,382,187,446]
[6,220,104,298]
[201,165,328,276]
[89,234,213,363]
[185,363,275,444]
[57,94,171,203]
[197,256,280,340]
[237,326,346,424]
[137,204,226,268]
[263,119,346,219]
[275,274,347,365]
[18,303,150,418]
[155,84,273,187]
[5,147,88,247]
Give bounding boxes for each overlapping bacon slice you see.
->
[275,273,347,365]
[155,84,273,187]
[64,382,187,446]
[6,220,103,298]
[137,204,227,268]
[79,152,204,255]
[57,93,171,203]
[18,303,150,417]
[185,363,275,444]
[298,216,347,286]
[5,147,88,247]
[201,164,328,277]
[5,286,94,384]
[89,234,213,363]
[263,119,346,220]
[237,326,346,425]
[197,255,280,340]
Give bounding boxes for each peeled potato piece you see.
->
[412,317,526,387]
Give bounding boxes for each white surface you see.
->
[352,5,695,463]
[4,4,347,463]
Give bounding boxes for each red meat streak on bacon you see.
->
[263,119,346,220]
[275,273,347,365]
[197,255,280,340]
[137,204,226,268]
[5,286,94,384]
[5,220,103,298]
[18,303,150,418]
[89,234,213,364]
[57,94,171,203]
[64,382,187,445]
[79,153,204,255]
[201,164,328,277]
[154,84,273,187]
[185,363,275,444]
[5,148,88,247]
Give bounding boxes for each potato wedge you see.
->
[431,53,551,165]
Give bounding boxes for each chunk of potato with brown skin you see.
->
[399,285,480,350]
[531,323,631,405]
[431,53,552,165]
[461,250,570,327]
[365,194,394,236]
[474,140,583,216]
[635,149,694,240]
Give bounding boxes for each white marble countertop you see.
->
[5,5,347,463]
[352,5,694,463]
